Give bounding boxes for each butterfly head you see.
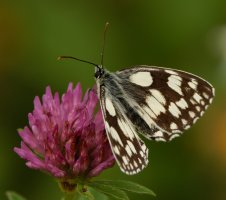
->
[95,66,105,79]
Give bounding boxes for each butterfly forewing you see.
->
[115,66,215,141]
[99,85,148,175]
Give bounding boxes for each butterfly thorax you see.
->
[95,66,110,99]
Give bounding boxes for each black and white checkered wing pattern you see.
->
[116,66,215,141]
[99,86,148,175]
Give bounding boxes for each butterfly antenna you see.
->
[100,22,109,69]
[57,56,99,68]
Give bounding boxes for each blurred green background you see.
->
[0,0,226,200]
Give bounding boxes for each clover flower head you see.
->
[14,83,115,184]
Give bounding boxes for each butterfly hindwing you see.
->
[115,66,215,141]
[99,85,148,175]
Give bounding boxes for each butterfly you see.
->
[58,24,215,175]
[93,65,215,175]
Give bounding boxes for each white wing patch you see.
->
[202,92,209,99]
[168,102,181,118]
[110,126,123,146]
[117,118,134,140]
[193,93,202,103]
[169,134,180,141]
[105,97,116,116]
[146,95,166,116]
[167,75,183,95]
[129,71,153,87]
[176,98,188,109]
[165,69,178,75]
[142,105,157,119]
[189,111,195,118]
[127,140,137,154]
[153,130,164,137]
[196,106,201,112]
[188,81,197,90]
[150,89,166,105]
[170,122,178,130]
[182,119,188,125]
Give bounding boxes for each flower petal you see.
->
[18,127,43,154]
[87,156,115,177]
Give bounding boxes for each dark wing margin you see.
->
[115,66,215,141]
[99,85,148,175]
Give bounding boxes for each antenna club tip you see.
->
[105,22,109,28]
[57,56,62,61]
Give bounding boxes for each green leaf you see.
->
[93,180,156,197]
[6,191,26,200]
[88,182,129,200]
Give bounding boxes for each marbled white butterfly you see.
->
[59,23,215,175]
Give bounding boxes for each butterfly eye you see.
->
[94,71,101,78]
[95,68,104,79]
